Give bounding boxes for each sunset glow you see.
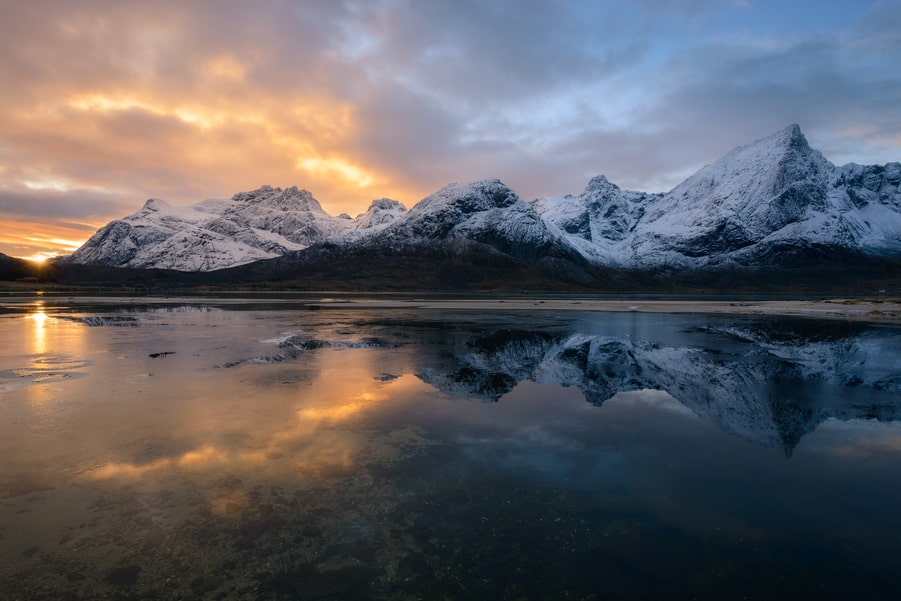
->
[1,1,899,261]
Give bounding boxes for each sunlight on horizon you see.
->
[25,253,54,264]
[15,235,86,262]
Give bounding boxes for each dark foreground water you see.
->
[1,297,900,600]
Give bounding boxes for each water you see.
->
[1,297,900,600]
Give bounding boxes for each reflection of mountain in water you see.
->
[414,321,901,455]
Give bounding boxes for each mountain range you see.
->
[6,124,900,291]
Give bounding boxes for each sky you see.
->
[1,0,900,261]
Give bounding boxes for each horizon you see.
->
[2,1,900,262]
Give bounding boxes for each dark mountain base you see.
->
[3,250,900,295]
[0,256,192,290]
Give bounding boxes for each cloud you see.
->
[626,7,901,169]
[0,188,128,221]
[0,0,899,259]
[366,1,646,103]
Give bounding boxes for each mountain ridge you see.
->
[60,124,901,282]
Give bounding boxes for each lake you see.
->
[1,296,900,600]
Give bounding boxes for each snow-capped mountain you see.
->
[66,124,901,273]
[349,198,408,231]
[533,124,901,268]
[67,185,402,271]
[338,179,585,264]
[531,175,658,263]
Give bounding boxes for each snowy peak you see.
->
[742,123,830,192]
[68,185,357,271]
[391,179,567,255]
[397,179,527,239]
[583,174,619,195]
[407,179,519,217]
[352,198,407,230]
[620,124,853,266]
[366,198,407,212]
[834,162,901,209]
[332,178,588,273]
[229,185,327,214]
[528,124,899,268]
[141,198,169,212]
[531,175,652,262]
[665,123,831,214]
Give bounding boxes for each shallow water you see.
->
[1,297,900,600]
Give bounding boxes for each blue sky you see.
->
[1,0,899,260]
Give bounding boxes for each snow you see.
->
[69,125,901,272]
[351,198,407,230]
[335,179,578,262]
[69,186,357,271]
[532,124,901,267]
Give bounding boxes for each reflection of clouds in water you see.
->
[3,306,901,600]
[808,418,901,458]
[444,384,669,486]
[456,426,629,489]
[89,444,230,479]
[603,389,697,416]
[83,369,430,487]
[8,304,901,466]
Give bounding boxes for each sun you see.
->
[25,252,55,264]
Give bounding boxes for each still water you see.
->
[1,297,900,600]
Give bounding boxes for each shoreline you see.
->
[2,293,900,324]
[308,298,901,324]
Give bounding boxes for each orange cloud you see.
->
[6,1,893,261]
[0,219,99,260]
[0,4,437,259]
[204,55,249,82]
[0,85,414,259]
[81,370,430,493]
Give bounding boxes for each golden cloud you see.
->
[82,372,430,494]
[204,55,249,82]
[0,5,433,259]
[0,219,99,260]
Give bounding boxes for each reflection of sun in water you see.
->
[26,305,48,355]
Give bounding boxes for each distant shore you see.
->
[2,291,900,324]
[304,297,901,324]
